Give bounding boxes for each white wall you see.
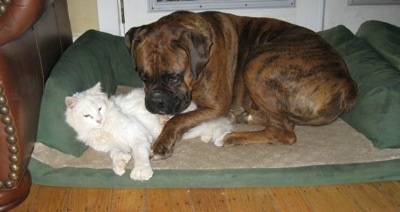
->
[97,0,400,36]
[68,0,99,38]
[324,0,400,32]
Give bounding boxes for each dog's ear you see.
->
[173,30,212,79]
[124,27,147,62]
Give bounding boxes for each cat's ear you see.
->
[89,82,103,95]
[65,97,77,109]
[94,82,102,91]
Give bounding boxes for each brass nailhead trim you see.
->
[0,105,9,115]
[7,134,16,144]
[5,180,14,188]
[8,144,18,154]
[9,154,18,162]
[0,84,19,189]
[2,115,12,125]
[0,0,13,16]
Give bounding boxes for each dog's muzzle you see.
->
[145,90,191,115]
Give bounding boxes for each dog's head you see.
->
[125,14,212,115]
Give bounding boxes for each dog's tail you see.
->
[341,79,358,112]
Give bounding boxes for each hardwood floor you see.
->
[11,181,400,211]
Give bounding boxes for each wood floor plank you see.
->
[67,187,112,211]
[224,187,275,212]
[30,185,70,211]
[166,188,194,212]
[9,181,400,211]
[190,188,228,212]
[110,188,145,211]
[300,184,362,212]
[10,183,41,211]
[345,183,399,211]
[268,186,312,212]
[372,181,400,208]
[146,188,172,211]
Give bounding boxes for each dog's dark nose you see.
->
[146,90,189,115]
[151,93,165,108]
[150,92,167,110]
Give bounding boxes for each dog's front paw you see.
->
[112,153,131,176]
[151,147,174,160]
[151,142,174,160]
[130,166,153,181]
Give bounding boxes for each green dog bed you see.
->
[30,22,400,188]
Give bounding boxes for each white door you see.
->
[96,0,328,37]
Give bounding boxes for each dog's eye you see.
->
[165,74,182,85]
[139,72,152,84]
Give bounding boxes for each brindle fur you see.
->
[125,11,358,159]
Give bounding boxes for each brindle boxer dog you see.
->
[125,11,358,160]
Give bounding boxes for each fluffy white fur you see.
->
[65,82,232,181]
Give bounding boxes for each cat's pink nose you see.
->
[96,119,102,124]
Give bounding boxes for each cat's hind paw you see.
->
[130,166,153,181]
[200,134,213,143]
[214,132,230,147]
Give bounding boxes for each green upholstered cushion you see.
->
[319,25,400,149]
[356,20,400,71]
[37,30,141,156]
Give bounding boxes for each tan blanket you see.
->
[33,85,400,171]
[32,118,400,171]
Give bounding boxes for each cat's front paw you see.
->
[130,166,153,181]
[112,153,131,176]
[113,167,126,176]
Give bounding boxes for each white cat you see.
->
[65,82,232,181]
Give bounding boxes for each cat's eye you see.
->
[98,107,102,111]
[83,114,91,118]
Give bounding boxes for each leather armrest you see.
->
[0,0,72,210]
[0,0,51,45]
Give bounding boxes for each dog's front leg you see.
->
[151,117,182,160]
[151,108,223,160]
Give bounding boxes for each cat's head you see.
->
[65,82,109,131]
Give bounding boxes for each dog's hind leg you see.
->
[222,110,297,146]
[222,126,296,146]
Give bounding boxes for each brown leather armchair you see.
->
[0,0,72,210]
